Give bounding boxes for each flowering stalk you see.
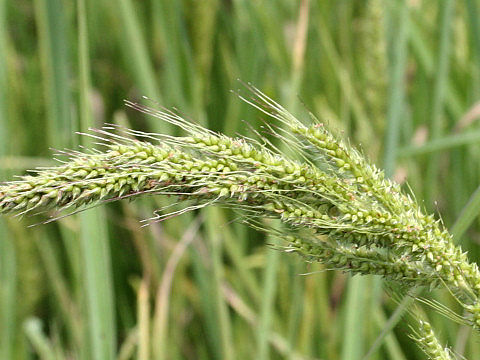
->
[1,87,480,334]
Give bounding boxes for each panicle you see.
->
[2,86,480,332]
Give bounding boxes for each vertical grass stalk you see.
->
[424,0,455,205]
[0,0,16,358]
[77,1,116,358]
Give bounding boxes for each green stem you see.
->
[78,1,116,358]
[424,0,455,205]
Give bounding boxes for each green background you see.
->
[1,0,480,359]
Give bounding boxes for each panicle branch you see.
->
[411,320,456,360]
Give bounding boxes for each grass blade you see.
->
[424,0,455,205]
[256,241,281,360]
[341,277,368,360]
[0,219,15,360]
[384,1,408,177]
[451,185,480,242]
[33,0,73,148]
[137,279,150,360]
[115,0,165,125]
[362,289,421,360]
[206,208,234,360]
[398,130,480,157]
[77,1,116,358]
[0,1,16,359]
[23,318,57,360]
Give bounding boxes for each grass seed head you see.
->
[2,87,480,331]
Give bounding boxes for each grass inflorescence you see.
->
[1,87,480,336]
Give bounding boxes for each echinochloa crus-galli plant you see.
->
[1,86,479,348]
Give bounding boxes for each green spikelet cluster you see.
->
[2,87,480,332]
[411,320,455,360]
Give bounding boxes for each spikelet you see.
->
[410,320,456,360]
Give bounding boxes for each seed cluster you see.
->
[2,88,480,332]
[411,320,454,360]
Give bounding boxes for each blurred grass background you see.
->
[1,0,480,359]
